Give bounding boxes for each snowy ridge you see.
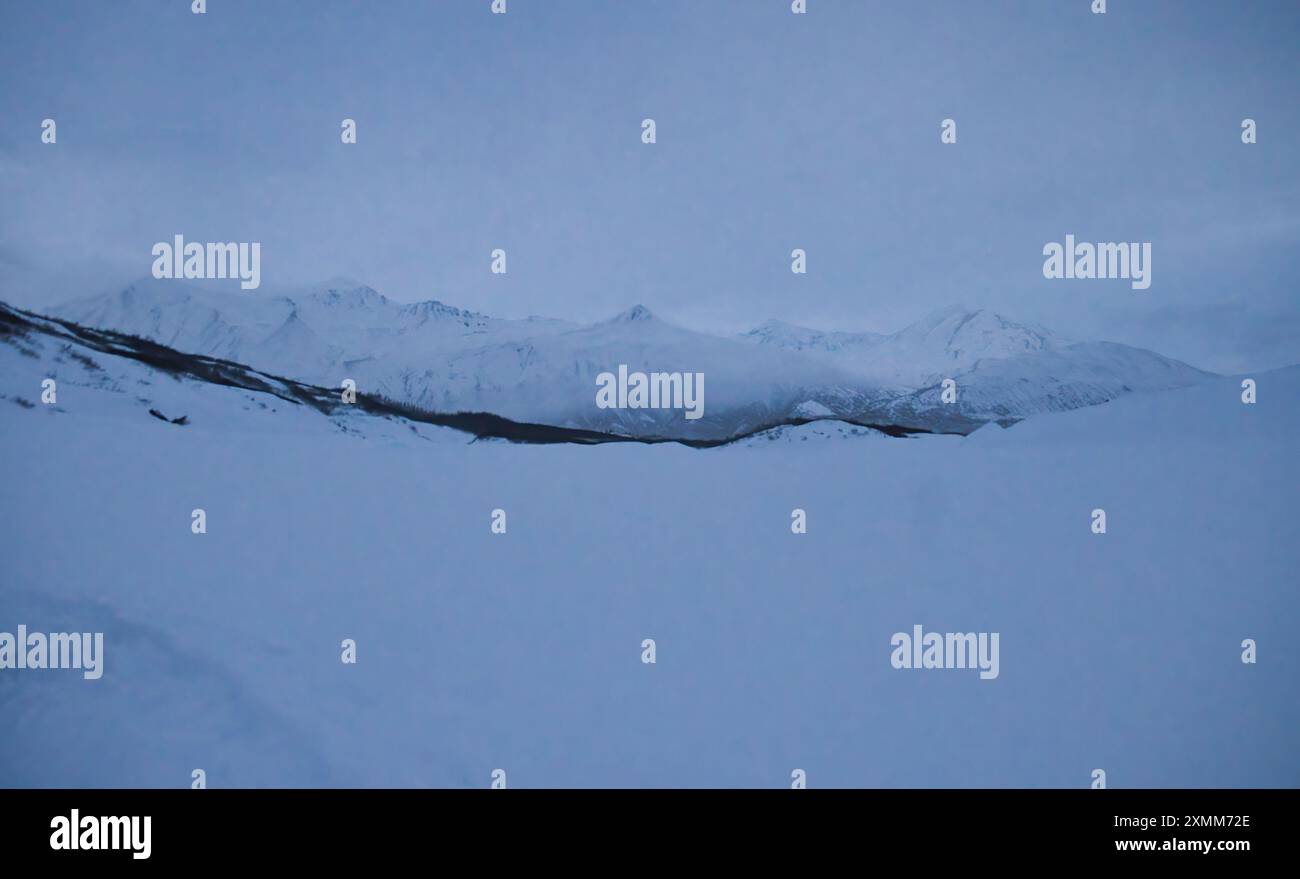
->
[739,304,1058,389]
[50,280,1215,437]
[0,302,923,446]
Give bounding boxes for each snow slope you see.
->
[55,284,877,439]
[742,306,1210,427]
[871,340,1213,430]
[53,277,575,389]
[51,282,1212,436]
[736,419,890,446]
[358,305,879,439]
[0,303,469,447]
[2,317,1295,787]
[739,304,1059,389]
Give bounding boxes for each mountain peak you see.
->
[303,280,388,308]
[746,318,819,338]
[754,318,800,332]
[608,304,657,323]
[910,303,978,331]
[397,298,486,323]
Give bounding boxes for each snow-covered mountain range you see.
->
[739,304,1056,389]
[46,277,1213,437]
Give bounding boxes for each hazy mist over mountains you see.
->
[43,276,1215,439]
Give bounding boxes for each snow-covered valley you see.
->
[2,301,1295,787]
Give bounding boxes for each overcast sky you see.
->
[1,0,1297,372]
